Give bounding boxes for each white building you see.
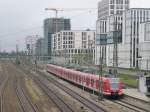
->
[25,35,40,55]
[96,0,129,65]
[107,8,150,69]
[52,30,96,64]
[121,8,150,68]
[139,21,150,70]
[106,8,150,69]
[98,0,129,18]
[96,0,150,70]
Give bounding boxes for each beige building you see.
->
[52,30,96,64]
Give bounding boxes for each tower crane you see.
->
[44,7,97,32]
[45,7,97,64]
[45,8,97,18]
[45,8,64,18]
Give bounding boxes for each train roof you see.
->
[47,64,110,81]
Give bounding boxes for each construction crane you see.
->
[45,7,97,64]
[45,8,63,18]
[45,8,97,18]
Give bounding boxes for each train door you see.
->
[96,80,99,90]
[93,79,96,89]
[86,76,90,87]
[91,78,94,88]
[81,75,84,86]
[79,76,81,84]
[82,75,86,86]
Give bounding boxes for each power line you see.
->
[0,10,96,39]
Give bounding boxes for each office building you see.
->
[52,30,96,64]
[98,0,129,18]
[139,21,150,70]
[44,18,71,56]
[95,0,129,65]
[121,8,150,68]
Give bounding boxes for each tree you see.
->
[72,53,93,65]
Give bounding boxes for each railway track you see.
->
[34,77,77,112]
[18,63,150,112]
[38,70,150,112]
[0,77,9,112]
[117,97,150,112]
[36,70,106,112]
[114,100,149,112]
[14,75,38,112]
[0,64,9,112]
[17,65,78,112]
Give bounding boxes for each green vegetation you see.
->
[127,68,141,72]
[118,73,138,88]
[72,53,93,65]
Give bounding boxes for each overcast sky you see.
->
[0,0,149,52]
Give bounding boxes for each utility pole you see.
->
[98,33,104,101]
[88,38,90,67]
[113,21,120,77]
[65,46,67,65]
[99,46,104,100]
[16,44,19,64]
[146,59,149,72]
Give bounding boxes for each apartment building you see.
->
[52,30,96,64]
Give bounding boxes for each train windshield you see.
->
[109,78,119,89]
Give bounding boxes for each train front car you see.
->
[107,78,123,97]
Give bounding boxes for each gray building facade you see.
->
[35,38,45,56]
[122,8,150,68]
[95,0,129,65]
[44,18,71,56]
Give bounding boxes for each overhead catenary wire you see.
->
[0,9,97,39]
[0,8,97,52]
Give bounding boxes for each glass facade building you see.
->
[44,18,71,56]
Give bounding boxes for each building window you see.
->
[110,5,114,9]
[75,49,77,53]
[125,0,129,4]
[110,0,114,4]
[110,10,114,14]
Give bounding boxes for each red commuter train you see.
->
[46,64,123,96]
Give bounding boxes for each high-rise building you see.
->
[122,8,150,68]
[98,0,129,18]
[95,0,129,65]
[44,18,71,56]
[139,21,150,70]
[107,8,150,69]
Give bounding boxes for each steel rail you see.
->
[37,70,106,112]
[34,76,76,112]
